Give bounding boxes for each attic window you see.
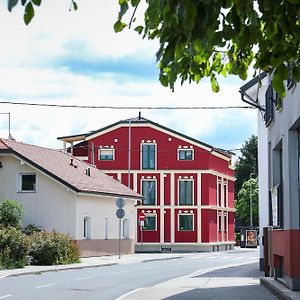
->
[99,148,114,161]
[178,149,194,160]
[19,173,36,192]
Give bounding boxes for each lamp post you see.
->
[250,173,255,228]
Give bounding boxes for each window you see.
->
[19,173,36,192]
[83,216,91,239]
[122,218,130,238]
[142,144,156,169]
[179,180,193,205]
[223,181,228,207]
[224,213,227,231]
[99,148,114,160]
[143,215,156,231]
[178,214,194,231]
[218,213,222,231]
[142,180,156,205]
[218,179,222,207]
[178,149,193,160]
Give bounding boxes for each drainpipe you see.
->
[128,119,131,188]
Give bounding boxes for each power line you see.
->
[0,100,255,110]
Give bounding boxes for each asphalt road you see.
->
[0,249,275,300]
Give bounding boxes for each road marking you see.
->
[0,295,11,299]
[113,271,129,274]
[76,276,96,281]
[115,288,144,300]
[35,283,57,289]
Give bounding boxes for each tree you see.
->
[0,199,23,229]
[7,0,300,98]
[235,177,259,227]
[234,135,258,199]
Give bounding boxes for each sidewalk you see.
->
[0,252,188,278]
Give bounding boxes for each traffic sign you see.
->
[116,208,125,219]
[139,212,145,222]
[116,197,125,208]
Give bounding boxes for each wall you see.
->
[0,155,77,237]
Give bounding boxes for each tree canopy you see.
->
[235,177,258,227]
[234,135,258,198]
[7,0,300,97]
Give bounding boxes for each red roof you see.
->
[0,139,141,199]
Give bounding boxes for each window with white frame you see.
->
[223,180,228,207]
[122,218,130,238]
[224,213,228,231]
[143,215,156,231]
[141,144,156,169]
[83,216,91,239]
[178,180,193,205]
[19,173,36,192]
[178,214,194,231]
[142,180,156,205]
[217,178,222,207]
[178,149,194,160]
[99,148,114,160]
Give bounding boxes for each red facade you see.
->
[60,117,235,251]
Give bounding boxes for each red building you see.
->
[58,116,235,252]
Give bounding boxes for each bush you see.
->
[29,230,80,265]
[0,226,30,269]
[22,224,42,236]
[0,199,23,229]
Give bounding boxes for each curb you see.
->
[141,256,183,263]
[260,278,300,300]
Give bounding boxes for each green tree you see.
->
[0,199,23,229]
[234,135,258,199]
[235,177,259,227]
[7,0,300,98]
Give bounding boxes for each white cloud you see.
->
[0,1,257,154]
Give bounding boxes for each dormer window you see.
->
[99,148,114,161]
[178,149,194,160]
[141,143,156,170]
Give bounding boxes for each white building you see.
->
[240,73,300,290]
[0,138,142,257]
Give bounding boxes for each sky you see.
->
[0,0,257,155]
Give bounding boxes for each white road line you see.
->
[0,295,11,299]
[35,283,57,289]
[113,271,130,274]
[115,288,145,300]
[76,276,96,281]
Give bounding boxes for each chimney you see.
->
[70,159,73,166]
[138,111,141,120]
[85,167,91,176]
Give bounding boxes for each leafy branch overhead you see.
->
[7,0,300,97]
[114,0,300,97]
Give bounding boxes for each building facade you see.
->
[240,74,300,290]
[58,116,235,252]
[0,138,141,257]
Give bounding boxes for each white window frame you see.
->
[223,180,228,207]
[141,179,157,206]
[177,149,194,161]
[122,218,130,239]
[140,143,157,170]
[83,216,91,239]
[18,172,36,193]
[217,177,222,207]
[143,214,157,231]
[98,148,115,161]
[178,179,194,205]
[178,214,194,231]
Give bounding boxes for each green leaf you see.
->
[292,65,300,81]
[131,0,140,6]
[8,0,19,12]
[159,74,169,87]
[134,25,144,34]
[118,2,129,20]
[210,75,220,92]
[24,2,34,25]
[114,20,127,33]
[72,1,78,11]
[31,0,41,6]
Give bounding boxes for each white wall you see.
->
[0,155,77,237]
[76,194,136,241]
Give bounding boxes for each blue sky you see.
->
[0,1,257,156]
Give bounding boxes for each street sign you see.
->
[116,208,125,219]
[139,212,145,222]
[116,197,125,208]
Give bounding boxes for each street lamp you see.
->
[250,173,255,228]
